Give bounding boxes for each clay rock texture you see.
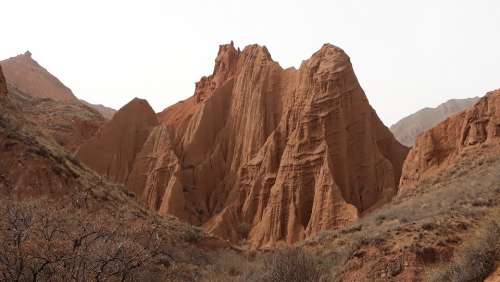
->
[400,90,500,189]
[1,52,116,118]
[116,42,407,247]
[390,97,480,146]
[77,98,159,184]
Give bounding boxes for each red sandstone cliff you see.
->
[76,98,159,184]
[122,43,408,247]
[400,90,500,190]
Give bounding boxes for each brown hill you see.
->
[76,98,159,184]
[1,51,77,101]
[390,97,480,147]
[399,89,500,190]
[1,51,116,119]
[83,42,408,247]
[7,85,106,152]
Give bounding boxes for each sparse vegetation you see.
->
[425,210,500,282]
[204,248,328,282]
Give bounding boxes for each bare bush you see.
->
[263,248,327,282]
[0,198,171,281]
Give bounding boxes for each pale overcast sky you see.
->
[1,0,499,125]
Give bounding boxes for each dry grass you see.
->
[425,210,500,282]
[203,248,329,282]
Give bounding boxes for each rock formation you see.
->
[1,52,116,118]
[115,42,407,247]
[390,97,480,147]
[400,90,500,189]
[0,65,7,97]
[76,98,159,184]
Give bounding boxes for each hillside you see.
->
[1,52,116,119]
[0,67,230,282]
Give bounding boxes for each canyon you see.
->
[2,42,500,281]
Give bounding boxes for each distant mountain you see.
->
[1,51,115,119]
[390,97,480,146]
[400,89,500,189]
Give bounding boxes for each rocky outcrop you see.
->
[0,65,7,97]
[76,98,159,184]
[400,90,500,189]
[390,97,480,146]
[126,42,408,247]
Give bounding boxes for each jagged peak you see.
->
[310,43,349,60]
[24,50,32,58]
[240,44,272,61]
[213,41,240,76]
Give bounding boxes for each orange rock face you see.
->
[400,90,500,189]
[124,43,408,247]
[76,98,159,184]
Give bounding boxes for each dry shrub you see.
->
[204,248,328,282]
[0,198,174,282]
[262,248,327,282]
